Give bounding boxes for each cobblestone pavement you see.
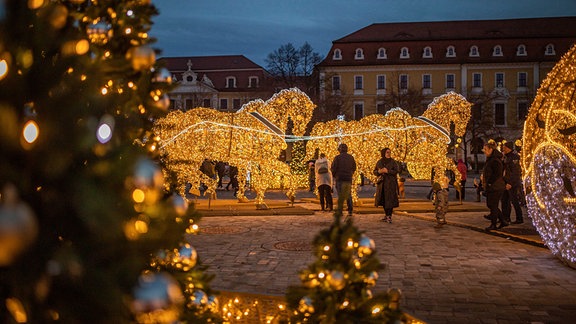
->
[187,180,576,323]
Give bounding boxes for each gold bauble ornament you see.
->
[126,45,155,71]
[326,270,346,290]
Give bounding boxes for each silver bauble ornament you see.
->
[133,157,163,190]
[132,272,183,314]
[176,243,197,270]
[150,93,170,111]
[365,271,379,286]
[152,68,173,84]
[190,289,208,307]
[0,183,38,266]
[171,194,188,216]
[326,270,346,290]
[298,296,315,313]
[357,235,375,257]
[86,20,112,45]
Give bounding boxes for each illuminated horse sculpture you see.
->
[153,88,316,208]
[305,92,471,204]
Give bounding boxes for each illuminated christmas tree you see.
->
[286,217,405,323]
[0,1,217,322]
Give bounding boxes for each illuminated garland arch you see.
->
[305,92,471,204]
[522,44,576,269]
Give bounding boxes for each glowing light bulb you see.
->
[23,120,39,144]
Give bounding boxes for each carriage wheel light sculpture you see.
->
[522,44,576,269]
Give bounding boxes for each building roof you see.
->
[334,17,576,43]
[320,17,576,66]
[158,55,263,72]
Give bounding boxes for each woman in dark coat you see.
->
[374,148,400,223]
[482,143,507,230]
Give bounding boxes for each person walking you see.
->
[483,143,507,231]
[433,174,450,227]
[456,159,467,200]
[331,143,357,219]
[501,141,524,224]
[374,148,400,223]
[315,153,333,211]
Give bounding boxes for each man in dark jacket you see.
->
[331,143,357,218]
[501,141,523,224]
[483,143,507,231]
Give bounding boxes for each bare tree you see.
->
[265,42,322,93]
[376,71,426,116]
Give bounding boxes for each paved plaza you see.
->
[187,180,576,323]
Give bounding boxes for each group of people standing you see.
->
[314,144,400,223]
[482,141,524,231]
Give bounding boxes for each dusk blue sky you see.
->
[151,0,576,67]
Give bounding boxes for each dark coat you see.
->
[374,157,400,209]
[483,150,505,192]
[331,152,356,182]
[503,150,522,186]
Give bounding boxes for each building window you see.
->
[518,72,527,87]
[185,99,193,110]
[354,75,363,90]
[446,74,455,89]
[248,76,259,88]
[446,45,456,57]
[377,75,386,90]
[333,48,342,60]
[233,99,241,110]
[469,45,479,57]
[332,75,341,91]
[422,74,431,89]
[400,47,410,59]
[220,98,228,110]
[423,46,432,58]
[518,102,529,120]
[376,102,387,114]
[354,102,364,120]
[226,76,236,88]
[516,44,527,56]
[494,103,506,126]
[472,73,482,88]
[492,45,503,57]
[399,74,408,90]
[355,48,364,60]
[545,43,556,55]
[377,48,387,59]
[203,99,211,107]
[496,73,504,87]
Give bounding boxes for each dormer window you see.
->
[248,76,259,88]
[226,76,236,88]
[377,48,387,59]
[492,45,503,57]
[446,45,456,57]
[333,48,342,60]
[355,48,364,60]
[545,43,556,55]
[400,47,410,59]
[516,44,527,56]
[469,45,479,57]
[423,46,432,58]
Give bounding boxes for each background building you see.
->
[317,17,576,161]
[159,55,274,111]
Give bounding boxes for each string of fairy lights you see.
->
[521,43,576,269]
